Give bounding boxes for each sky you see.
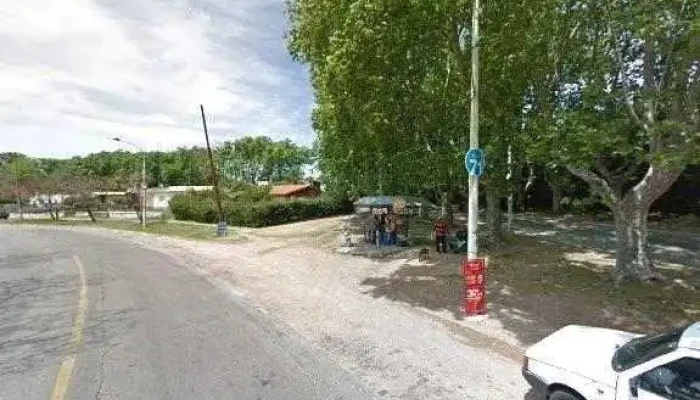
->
[0,0,314,158]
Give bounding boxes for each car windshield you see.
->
[612,325,689,372]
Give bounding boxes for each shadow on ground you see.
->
[360,236,700,348]
[515,219,700,270]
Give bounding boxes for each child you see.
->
[433,217,449,254]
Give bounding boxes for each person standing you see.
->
[433,217,449,254]
[370,215,379,244]
[377,213,387,247]
[387,214,398,245]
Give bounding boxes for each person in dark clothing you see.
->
[377,213,387,246]
[369,215,379,244]
[433,217,449,254]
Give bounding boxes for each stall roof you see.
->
[354,196,436,208]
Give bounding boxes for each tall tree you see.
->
[528,0,699,283]
[219,136,312,185]
[288,0,549,232]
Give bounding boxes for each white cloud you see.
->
[0,0,314,158]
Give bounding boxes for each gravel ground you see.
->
[2,224,531,400]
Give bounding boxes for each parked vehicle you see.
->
[0,208,8,220]
[523,322,700,400]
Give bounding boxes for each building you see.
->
[146,186,213,210]
[91,191,128,204]
[27,194,71,207]
[269,183,320,199]
[28,191,129,208]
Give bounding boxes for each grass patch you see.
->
[5,219,237,242]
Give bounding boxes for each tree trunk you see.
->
[568,164,682,284]
[612,200,656,284]
[441,192,454,224]
[485,187,502,241]
[17,194,23,221]
[515,185,526,211]
[87,208,97,223]
[49,201,59,221]
[551,185,563,214]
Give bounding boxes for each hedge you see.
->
[169,191,353,227]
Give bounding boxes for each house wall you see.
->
[272,187,320,199]
[28,194,70,207]
[146,186,212,210]
[147,192,176,210]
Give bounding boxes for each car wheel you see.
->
[549,390,583,400]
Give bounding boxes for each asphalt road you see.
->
[514,217,700,269]
[0,229,373,400]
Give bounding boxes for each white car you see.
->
[522,322,700,400]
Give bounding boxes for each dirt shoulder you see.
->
[242,216,700,347]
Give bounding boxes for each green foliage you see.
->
[218,136,313,185]
[224,183,273,203]
[287,0,552,198]
[170,190,352,227]
[225,198,353,227]
[0,155,45,197]
[526,0,699,176]
[0,136,308,196]
[168,190,218,223]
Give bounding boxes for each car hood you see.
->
[526,325,641,387]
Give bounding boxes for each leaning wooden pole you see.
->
[200,104,227,236]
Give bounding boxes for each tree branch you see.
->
[449,21,469,79]
[627,163,683,208]
[658,0,687,93]
[567,165,618,206]
[606,20,645,130]
[593,157,623,198]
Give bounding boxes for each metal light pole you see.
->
[467,0,481,259]
[112,138,147,228]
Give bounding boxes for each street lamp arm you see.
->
[112,137,145,153]
[111,136,147,228]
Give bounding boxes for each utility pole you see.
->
[467,0,481,259]
[200,105,227,237]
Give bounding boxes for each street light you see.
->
[112,137,147,228]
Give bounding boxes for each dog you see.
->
[418,248,431,262]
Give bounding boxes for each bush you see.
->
[169,190,217,223]
[159,208,174,221]
[170,190,353,227]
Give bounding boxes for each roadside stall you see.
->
[353,196,435,247]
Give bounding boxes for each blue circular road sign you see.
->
[465,148,485,177]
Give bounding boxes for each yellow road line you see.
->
[50,255,88,400]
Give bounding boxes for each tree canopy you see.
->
[288,0,699,282]
[218,136,313,185]
[0,136,314,200]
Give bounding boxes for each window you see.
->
[636,358,700,400]
[613,325,689,371]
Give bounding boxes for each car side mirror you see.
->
[630,377,640,398]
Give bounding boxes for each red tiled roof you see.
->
[269,184,313,196]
